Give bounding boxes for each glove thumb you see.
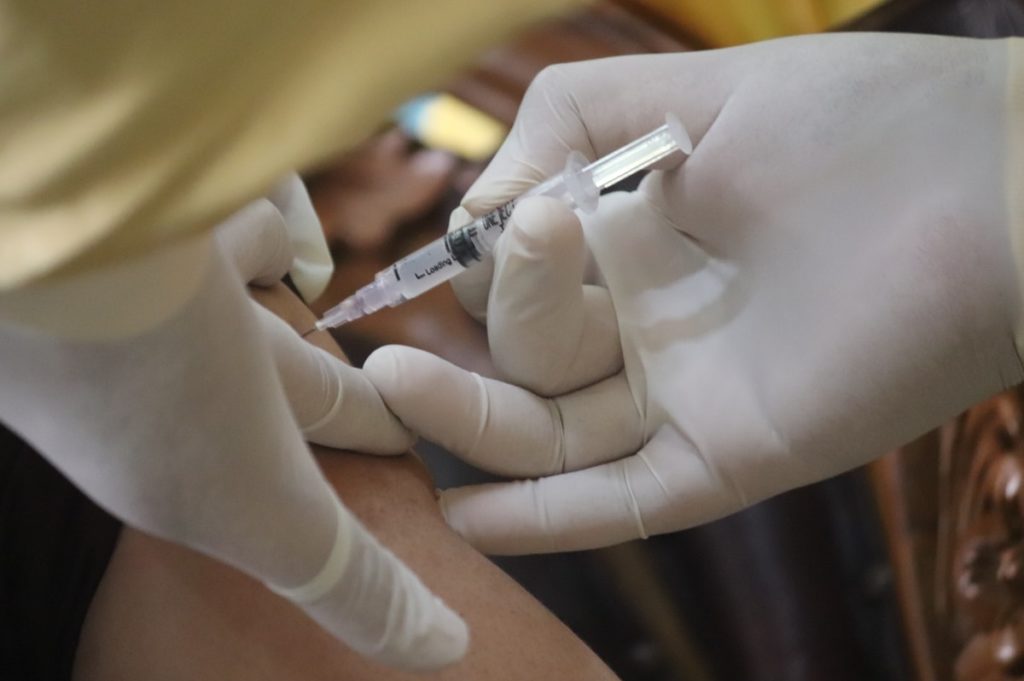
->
[488,196,622,396]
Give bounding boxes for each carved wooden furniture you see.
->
[873,390,1024,680]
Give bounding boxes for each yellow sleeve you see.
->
[0,1,574,290]
[629,0,880,47]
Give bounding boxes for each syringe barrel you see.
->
[384,236,467,301]
[313,114,691,330]
[446,150,600,263]
[333,114,691,324]
[385,148,609,304]
[380,200,525,302]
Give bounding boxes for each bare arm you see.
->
[71,282,618,681]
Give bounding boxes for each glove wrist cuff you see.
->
[1005,38,1024,341]
[266,496,354,604]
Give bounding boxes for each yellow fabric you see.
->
[0,1,573,290]
[420,95,507,162]
[633,0,880,46]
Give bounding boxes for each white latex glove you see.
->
[0,186,467,669]
[365,34,1024,555]
[215,174,413,454]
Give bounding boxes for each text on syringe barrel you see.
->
[389,200,518,299]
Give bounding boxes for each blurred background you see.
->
[303,1,1024,679]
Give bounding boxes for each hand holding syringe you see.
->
[310,114,692,331]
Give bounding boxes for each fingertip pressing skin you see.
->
[254,304,414,455]
[305,354,416,455]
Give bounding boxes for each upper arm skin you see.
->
[72,283,619,681]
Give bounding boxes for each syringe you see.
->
[310,114,692,331]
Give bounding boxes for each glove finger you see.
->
[303,501,468,671]
[265,173,333,303]
[255,305,413,454]
[459,56,724,218]
[363,346,643,477]
[440,426,740,555]
[488,196,622,396]
[215,197,294,287]
[448,55,728,320]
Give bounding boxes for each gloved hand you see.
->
[364,33,1024,555]
[215,173,413,454]
[0,177,467,669]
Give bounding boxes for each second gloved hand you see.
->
[364,34,1024,554]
